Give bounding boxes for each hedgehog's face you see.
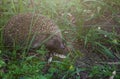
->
[45,35,67,53]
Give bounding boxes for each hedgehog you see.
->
[3,13,68,60]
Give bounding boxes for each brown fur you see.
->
[4,13,66,54]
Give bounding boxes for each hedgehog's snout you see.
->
[60,43,65,49]
[44,35,66,52]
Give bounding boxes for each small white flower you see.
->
[109,71,116,79]
[104,35,107,37]
[98,27,101,30]
[112,71,116,75]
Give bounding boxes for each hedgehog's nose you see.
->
[61,43,65,49]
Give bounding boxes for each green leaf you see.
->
[95,42,115,58]
[39,75,47,79]
[0,60,5,67]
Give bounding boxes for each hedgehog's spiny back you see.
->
[4,13,62,48]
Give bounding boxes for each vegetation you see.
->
[0,0,120,79]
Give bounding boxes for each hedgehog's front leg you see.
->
[47,53,53,63]
[47,52,66,63]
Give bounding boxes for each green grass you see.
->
[0,0,120,79]
[80,27,120,59]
